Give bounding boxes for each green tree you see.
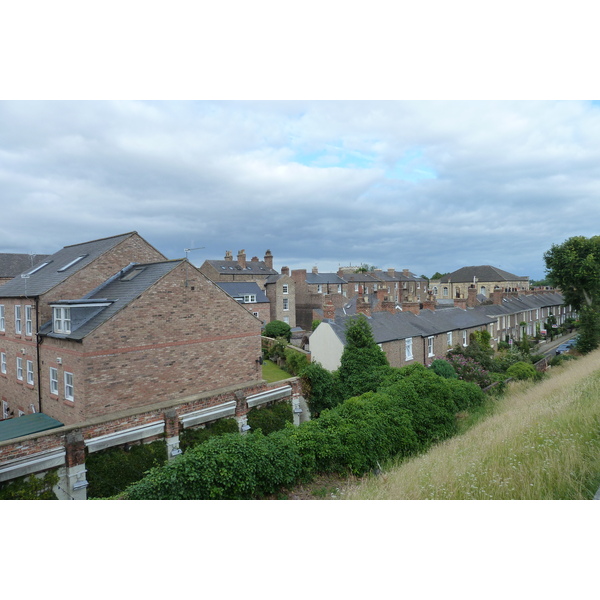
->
[264,319,292,342]
[337,314,390,399]
[544,236,600,352]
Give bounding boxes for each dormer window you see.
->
[53,306,71,334]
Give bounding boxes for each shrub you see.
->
[247,401,293,435]
[264,320,292,342]
[430,359,458,379]
[124,431,302,500]
[86,440,167,498]
[284,348,309,376]
[300,361,342,417]
[506,361,537,381]
[0,470,58,500]
[179,418,239,452]
[443,354,492,388]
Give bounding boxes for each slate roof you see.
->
[325,306,496,346]
[39,260,184,341]
[216,281,269,303]
[0,232,144,298]
[440,266,528,283]
[306,272,346,285]
[207,260,277,276]
[0,253,50,278]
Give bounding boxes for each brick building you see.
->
[264,267,296,327]
[199,249,278,289]
[216,281,271,324]
[0,253,50,287]
[1,232,166,420]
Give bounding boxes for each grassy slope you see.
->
[347,351,600,500]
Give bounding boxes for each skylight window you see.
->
[58,255,88,272]
[120,267,145,281]
[26,261,51,275]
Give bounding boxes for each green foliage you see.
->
[124,430,302,500]
[430,359,458,379]
[0,470,58,500]
[430,272,448,280]
[247,401,293,435]
[283,348,309,376]
[86,440,167,498]
[378,365,461,449]
[312,319,321,331]
[337,314,390,399]
[506,361,538,381]
[442,354,492,388]
[300,360,342,416]
[449,336,494,371]
[179,418,239,452]
[264,320,292,342]
[544,236,600,353]
[265,336,288,360]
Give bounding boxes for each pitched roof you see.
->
[0,253,50,278]
[440,266,528,283]
[0,232,143,298]
[216,281,269,303]
[39,260,184,341]
[306,272,346,285]
[205,259,277,276]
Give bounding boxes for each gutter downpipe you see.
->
[35,296,43,414]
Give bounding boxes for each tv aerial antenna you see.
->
[184,246,205,287]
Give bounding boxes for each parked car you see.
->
[556,343,571,355]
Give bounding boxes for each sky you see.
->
[2,99,600,281]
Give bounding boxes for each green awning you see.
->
[0,413,64,442]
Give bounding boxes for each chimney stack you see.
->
[356,297,371,317]
[454,298,467,310]
[281,266,290,276]
[467,285,478,308]
[224,250,233,261]
[264,250,273,270]
[402,301,420,315]
[323,296,335,320]
[312,266,318,274]
[237,250,246,269]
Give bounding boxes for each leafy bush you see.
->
[300,360,343,416]
[86,440,167,498]
[124,431,302,500]
[430,359,458,379]
[284,348,309,375]
[506,361,537,381]
[179,418,239,452]
[441,354,492,388]
[247,401,293,435]
[264,320,292,342]
[0,470,58,500]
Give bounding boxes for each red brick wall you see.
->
[39,263,262,425]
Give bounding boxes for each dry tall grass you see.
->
[347,350,600,500]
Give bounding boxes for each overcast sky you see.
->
[2,100,600,280]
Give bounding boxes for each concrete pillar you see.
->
[164,409,182,459]
[55,430,88,500]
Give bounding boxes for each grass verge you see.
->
[347,350,600,500]
[262,359,291,383]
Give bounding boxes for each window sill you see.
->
[63,400,74,406]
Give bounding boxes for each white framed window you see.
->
[26,360,34,385]
[443,287,448,297]
[282,284,289,294]
[15,305,22,334]
[50,367,58,395]
[0,304,4,331]
[428,336,435,357]
[2,400,9,419]
[1,352,6,374]
[243,294,257,303]
[317,284,323,294]
[16,357,23,381]
[433,286,438,295]
[283,316,290,324]
[355,284,359,292]
[447,332,452,347]
[283,298,289,311]
[252,312,259,318]
[405,337,413,361]
[64,372,74,401]
[25,305,33,336]
[53,307,71,334]
[337,284,342,294]
[463,331,468,346]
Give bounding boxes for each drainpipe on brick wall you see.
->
[35,296,43,414]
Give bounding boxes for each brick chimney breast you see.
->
[224,250,233,261]
[237,250,246,268]
[264,250,273,270]
[312,266,318,274]
[281,266,290,276]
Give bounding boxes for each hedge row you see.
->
[122,364,484,500]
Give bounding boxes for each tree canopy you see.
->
[263,319,292,342]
